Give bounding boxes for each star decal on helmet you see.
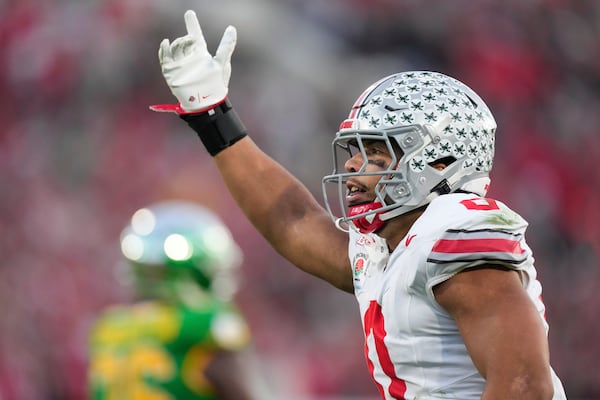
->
[424,112,438,122]
[384,113,398,126]
[454,143,466,157]
[439,140,452,155]
[423,93,436,102]
[401,112,414,124]
[436,103,449,113]
[423,146,439,161]
[368,116,381,128]
[410,157,426,172]
[396,94,410,104]
[384,88,397,97]
[411,101,424,111]
[370,96,383,106]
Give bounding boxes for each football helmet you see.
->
[322,71,497,233]
[119,200,242,303]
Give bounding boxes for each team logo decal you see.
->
[353,252,369,283]
[353,252,367,277]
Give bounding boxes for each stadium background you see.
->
[1,0,599,398]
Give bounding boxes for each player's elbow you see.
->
[506,372,555,400]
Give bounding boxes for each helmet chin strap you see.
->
[349,191,441,234]
[348,202,385,234]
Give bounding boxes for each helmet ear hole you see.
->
[429,156,456,170]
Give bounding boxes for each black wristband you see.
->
[180,99,247,156]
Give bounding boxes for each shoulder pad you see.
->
[426,194,530,266]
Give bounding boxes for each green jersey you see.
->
[88,299,250,400]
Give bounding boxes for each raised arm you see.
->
[214,138,352,292]
[152,10,353,293]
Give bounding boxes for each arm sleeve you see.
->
[423,197,534,300]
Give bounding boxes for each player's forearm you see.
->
[214,137,353,291]
[214,136,324,247]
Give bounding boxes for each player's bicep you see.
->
[433,266,552,396]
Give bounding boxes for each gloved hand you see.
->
[151,10,237,114]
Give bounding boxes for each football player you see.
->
[151,10,568,400]
[88,200,269,400]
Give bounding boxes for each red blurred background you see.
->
[1,0,598,398]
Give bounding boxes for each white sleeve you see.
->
[423,196,534,295]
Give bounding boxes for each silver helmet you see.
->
[322,71,497,233]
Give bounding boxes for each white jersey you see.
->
[349,193,567,400]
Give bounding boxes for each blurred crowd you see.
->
[1,0,599,398]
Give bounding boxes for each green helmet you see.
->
[119,200,242,304]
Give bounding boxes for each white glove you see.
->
[152,10,237,114]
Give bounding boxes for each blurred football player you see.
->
[87,200,269,400]
[150,10,568,400]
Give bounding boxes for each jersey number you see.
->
[90,343,175,400]
[364,301,407,399]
